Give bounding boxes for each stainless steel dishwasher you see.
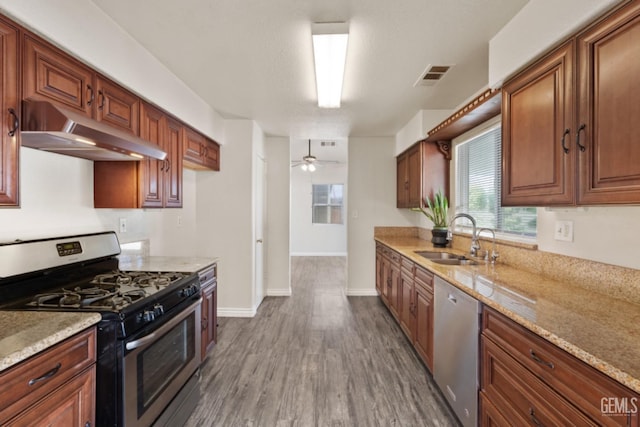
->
[434,276,480,427]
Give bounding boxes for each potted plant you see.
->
[412,190,449,247]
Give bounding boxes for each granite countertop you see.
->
[118,256,218,273]
[375,236,640,394]
[0,311,101,372]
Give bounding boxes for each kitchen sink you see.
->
[430,258,479,266]
[414,251,459,260]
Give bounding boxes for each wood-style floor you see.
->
[185,256,458,426]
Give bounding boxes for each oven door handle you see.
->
[125,297,202,351]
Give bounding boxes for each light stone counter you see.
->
[118,256,218,273]
[375,235,640,394]
[0,311,101,372]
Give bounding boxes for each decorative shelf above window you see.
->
[424,88,501,143]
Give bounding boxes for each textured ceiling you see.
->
[91,0,527,139]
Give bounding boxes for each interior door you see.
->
[254,155,266,308]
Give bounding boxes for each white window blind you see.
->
[455,125,537,237]
[312,184,344,224]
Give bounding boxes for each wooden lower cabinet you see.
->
[201,280,218,360]
[413,267,434,372]
[481,307,640,426]
[0,327,96,427]
[376,244,434,373]
[5,367,95,427]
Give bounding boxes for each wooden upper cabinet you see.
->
[502,40,575,206]
[139,102,165,208]
[397,141,449,209]
[577,1,640,204]
[183,127,220,171]
[0,18,20,206]
[502,0,640,206]
[95,76,139,135]
[23,34,141,137]
[23,34,93,116]
[164,116,184,207]
[94,104,183,208]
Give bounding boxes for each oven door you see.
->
[123,298,202,427]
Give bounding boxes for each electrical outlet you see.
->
[554,220,573,242]
[119,218,127,233]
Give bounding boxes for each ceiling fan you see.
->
[291,139,341,171]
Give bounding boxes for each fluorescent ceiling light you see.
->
[312,22,349,108]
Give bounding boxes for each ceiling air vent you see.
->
[414,64,454,87]
[320,141,336,147]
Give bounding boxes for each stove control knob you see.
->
[142,310,155,323]
[153,304,164,317]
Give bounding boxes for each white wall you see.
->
[290,163,348,256]
[0,147,198,255]
[395,109,452,155]
[195,120,255,317]
[0,0,224,142]
[489,0,621,87]
[264,137,291,296]
[347,137,415,295]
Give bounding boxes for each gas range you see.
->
[0,232,203,426]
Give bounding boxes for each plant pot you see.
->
[431,228,449,248]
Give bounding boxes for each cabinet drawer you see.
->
[0,327,96,422]
[400,257,414,275]
[4,365,95,427]
[481,336,597,426]
[389,249,401,265]
[414,266,433,290]
[483,307,639,426]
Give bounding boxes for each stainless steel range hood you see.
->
[21,100,167,161]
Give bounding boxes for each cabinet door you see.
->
[0,18,19,206]
[139,102,165,208]
[203,139,220,171]
[577,1,640,204]
[201,284,217,360]
[388,261,400,319]
[396,153,408,208]
[184,127,205,164]
[399,269,414,340]
[95,76,140,135]
[406,144,422,207]
[5,367,95,427]
[502,40,575,206]
[375,247,383,295]
[414,281,433,372]
[164,117,184,208]
[23,35,93,116]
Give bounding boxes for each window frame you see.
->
[452,116,537,242]
[311,183,345,225]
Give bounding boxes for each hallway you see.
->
[185,256,458,426]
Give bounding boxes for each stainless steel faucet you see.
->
[477,228,500,263]
[447,213,480,257]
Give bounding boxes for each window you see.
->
[312,184,344,224]
[455,124,536,237]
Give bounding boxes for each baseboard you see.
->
[345,288,379,296]
[217,307,257,318]
[266,288,292,296]
[290,252,347,257]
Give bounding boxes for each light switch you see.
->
[554,220,573,242]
